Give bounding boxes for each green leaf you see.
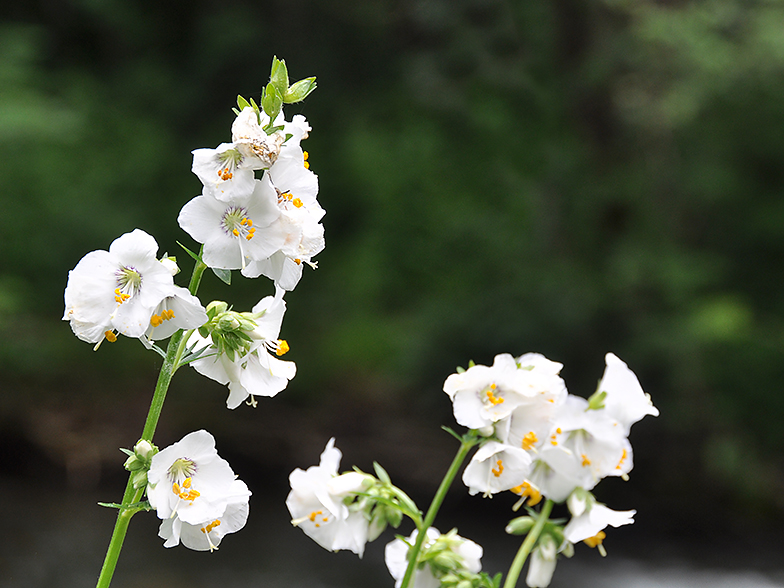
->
[373,461,391,483]
[211,267,231,285]
[237,94,252,111]
[176,241,202,264]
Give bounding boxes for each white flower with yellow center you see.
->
[286,438,373,557]
[462,441,533,497]
[143,286,208,342]
[563,503,635,556]
[63,229,176,345]
[147,430,241,527]
[158,478,251,551]
[188,288,296,408]
[177,176,286,272]
[191,143,257,202]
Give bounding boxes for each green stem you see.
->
[502,499,554,588]
[399,433,478,588]
[95,255,208,588]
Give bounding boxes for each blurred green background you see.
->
[2,0,784,585]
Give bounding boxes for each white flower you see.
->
[147,430,242,526]
[597,353,659,433]
[158,479,251,551]
[143,286,208,342]
[526,534,558,588]
[286,438,373,557]
[444,353,567,432]
[188,288,296,408]
[563,503,635,555]
[63,229,176,344]
[462,441,533,496]
[177,177,286,272]
[384,528,483,588]
[191,143,257,202]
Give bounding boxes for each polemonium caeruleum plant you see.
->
[62,57,317,588]
[64,56,658,588]
[287,352,658,588]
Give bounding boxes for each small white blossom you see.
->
[158,479,251,551]
[143,286,208,342]
[147,430,244,527]
[188,288,296,408]
[525,534,558,588]
[286,438,373,557]
[462,441,533,497]
[63,229,176,345]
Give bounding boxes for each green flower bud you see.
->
[284,77,317,103]
[218,314,242,331]
[269,57,289,95]
[206,300,229,319]
[506,515,535,535]
[261,82,284,122]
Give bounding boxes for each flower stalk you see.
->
[398,432,479,588]
[502,499,554,588]
[95,255,208,588]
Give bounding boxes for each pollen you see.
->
[521,431,538,451]
[581,454,592,467]
[217,167,233,181]
[293,198,303,208]
[303,151,310,169]
[150,314,163,327]
[114,288,131,304]
[491,459,504,477]
[616,448,628,470]
[202,520,221,534]
[104,330,117,343]
[276,339,290,356]
[485,384,504,406]
[583,531,606,548]
[222,206,255,241]
[172,477,200,502]
[511,481,542,506]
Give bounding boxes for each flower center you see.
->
[221,206,256,241]
[511,481,542,507]
[483,383,504,406]
[521,431,538,450]
[201,519,221,552]
[168,457,197,483]
[115,266,142,303]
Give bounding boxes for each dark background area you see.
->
[2,0,784,586]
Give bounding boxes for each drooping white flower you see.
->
[158,479,251,551]
[143,286,208,342]
[147,430,242,526]
[525,534,558,588]
[384,528,483,588]
[286,438,373,557]
[63,229,177,344]
[563,503,635,555]
[177,176,286,272]
[462,441,533,497]
[597,353,659,434]
[188,288,296,408]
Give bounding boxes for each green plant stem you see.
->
[95,256,208,588]
[502,499,554,588]
[399,433,478,588]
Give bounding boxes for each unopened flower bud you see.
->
[159,256,179,276]
[218,314,242,331]
[284,77,317,103]
[134,439,154,459]
[506,516,535,535]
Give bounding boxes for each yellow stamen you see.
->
[616,448,628,470]
[521,431,538,451]
[150,314,163,327]
[303,151,310,169]
[583,531,606,548]
[218,167,233,181]
[486,383,504,406]
[104,330,117,343]
[511,481,542,506]
[163,309,175,320]
[491,459,504,477]
[232,229,239,236]
[292,198,303,208]
[276,340,290,356]
[581,454,591,467]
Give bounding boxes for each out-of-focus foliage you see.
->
[2,0,784,521]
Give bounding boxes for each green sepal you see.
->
[284,77,317,103]
[119,448,134,457]
[261,82,284,122]
[373,461,391,484]
[211,267,232,285]
[587,389,607,410]
[269,56,289,95]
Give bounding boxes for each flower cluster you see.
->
[65,58,320,563]
[445,351,658,586]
